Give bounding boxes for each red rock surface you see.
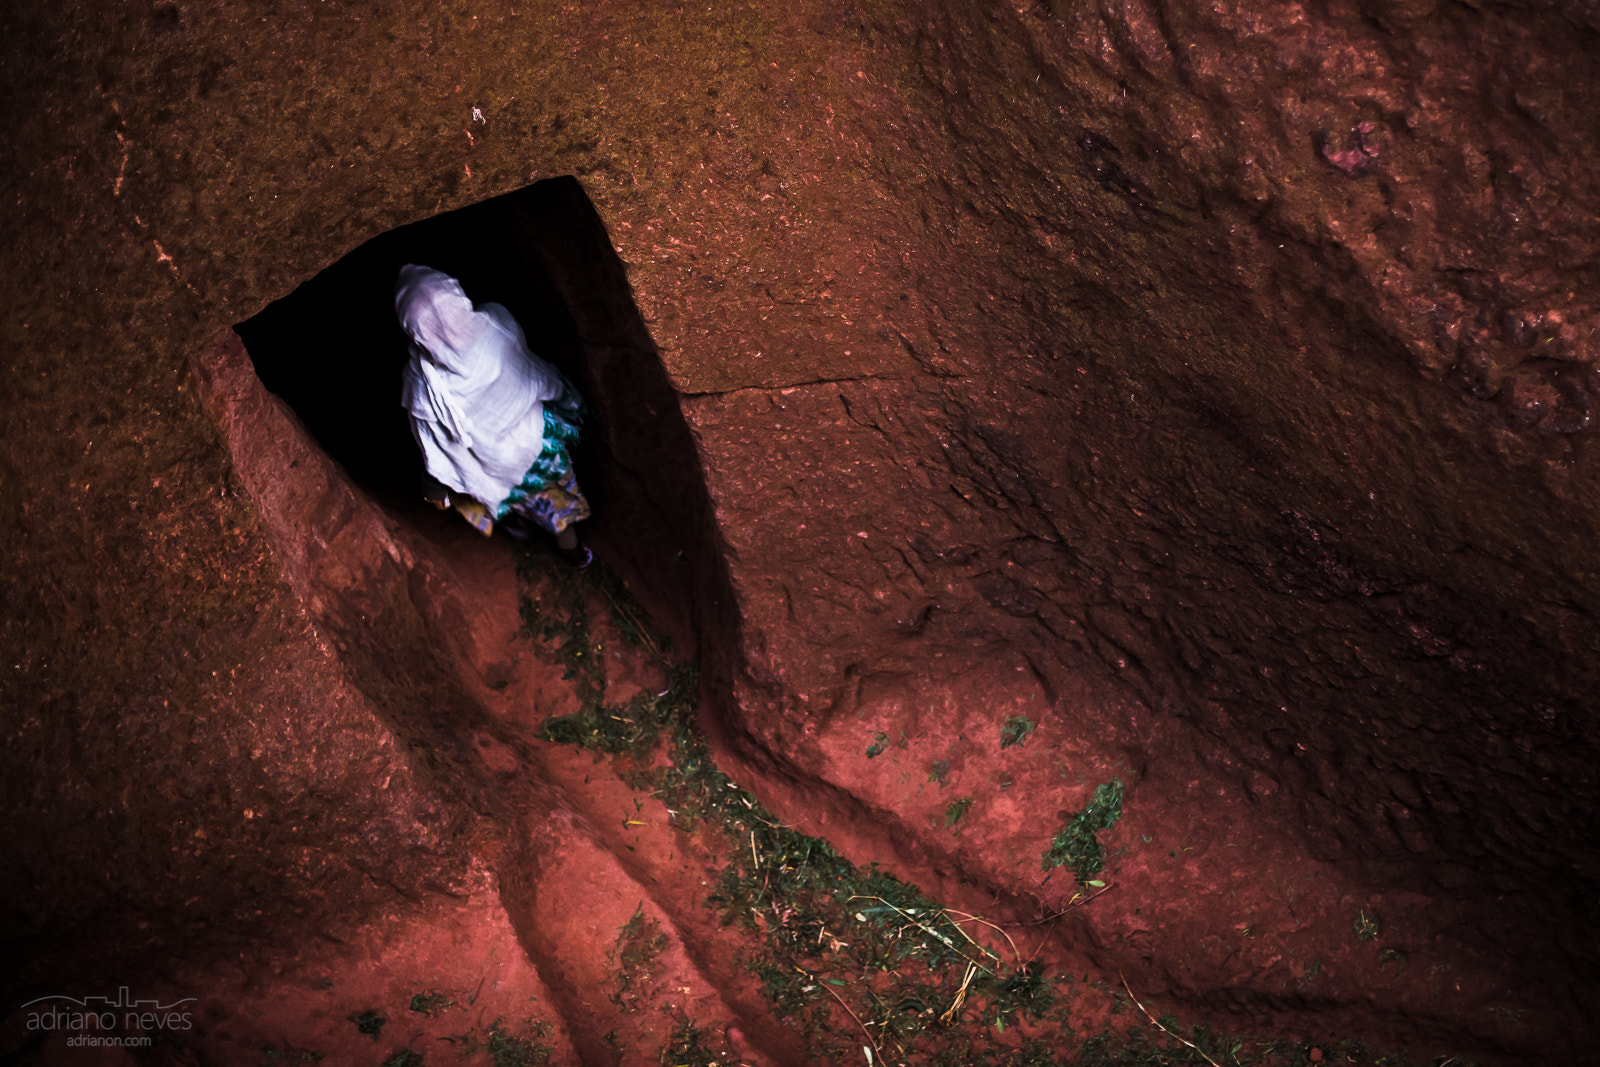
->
[4,1,1598,1064]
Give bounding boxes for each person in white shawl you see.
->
[396,264,591,559]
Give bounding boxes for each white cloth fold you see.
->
[396,265,566,511]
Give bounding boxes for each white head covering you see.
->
[396,265,566,510]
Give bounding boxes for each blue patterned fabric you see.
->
[496,383,591,534]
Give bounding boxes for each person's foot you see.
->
[559,542,593,569]
[554,525,591,567]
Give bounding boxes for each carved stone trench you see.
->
[161,177,1578,1067]
[6,2,1600,1065]
[169,179,774,1067]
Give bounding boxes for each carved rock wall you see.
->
[3,0,1597,1061]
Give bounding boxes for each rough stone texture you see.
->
[4,0,1598,1063]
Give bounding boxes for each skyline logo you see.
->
[20,987,196,1049]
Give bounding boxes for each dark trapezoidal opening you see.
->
[235,180,592,504]
[234,176,730,662]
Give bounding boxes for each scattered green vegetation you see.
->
[520,544,698,771]
[1379,948,1409,966]
[408,991,454,1016]
[517,546,603,704]
[381,1051,424,1067]
[655,1016,720,1066]
[945,795,974,828]
[1000,714,1036,749]
[513,544,1467,1067]
[347,1009,386,1040]
[1352,909,1381,942]
[1005,1040,1063,1065]
[1041,779,1125,884]
[456,1020,553,1067]
[516,545,1054,1060]
[536,662,699,762]
[611,903,670,1006]
[928,758,950,785]
[1076,1024,1250,1067]
[980,961,1054,1024]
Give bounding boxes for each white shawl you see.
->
[396,265,565,511]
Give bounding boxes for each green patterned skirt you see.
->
[497,393,591,535]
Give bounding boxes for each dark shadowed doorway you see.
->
[234,176,729,661]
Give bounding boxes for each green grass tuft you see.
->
[1041,779,1125,883]
[945,796,974,828]
[408,991,453,1016]
[456,1020,553,1067]
[611,902,670,1005]
[536,662,698,759]
[655,1016,720,1066]
[1000,714,1036,749]
[979,961,1054,1022]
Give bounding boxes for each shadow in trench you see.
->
[234,176,733,663]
